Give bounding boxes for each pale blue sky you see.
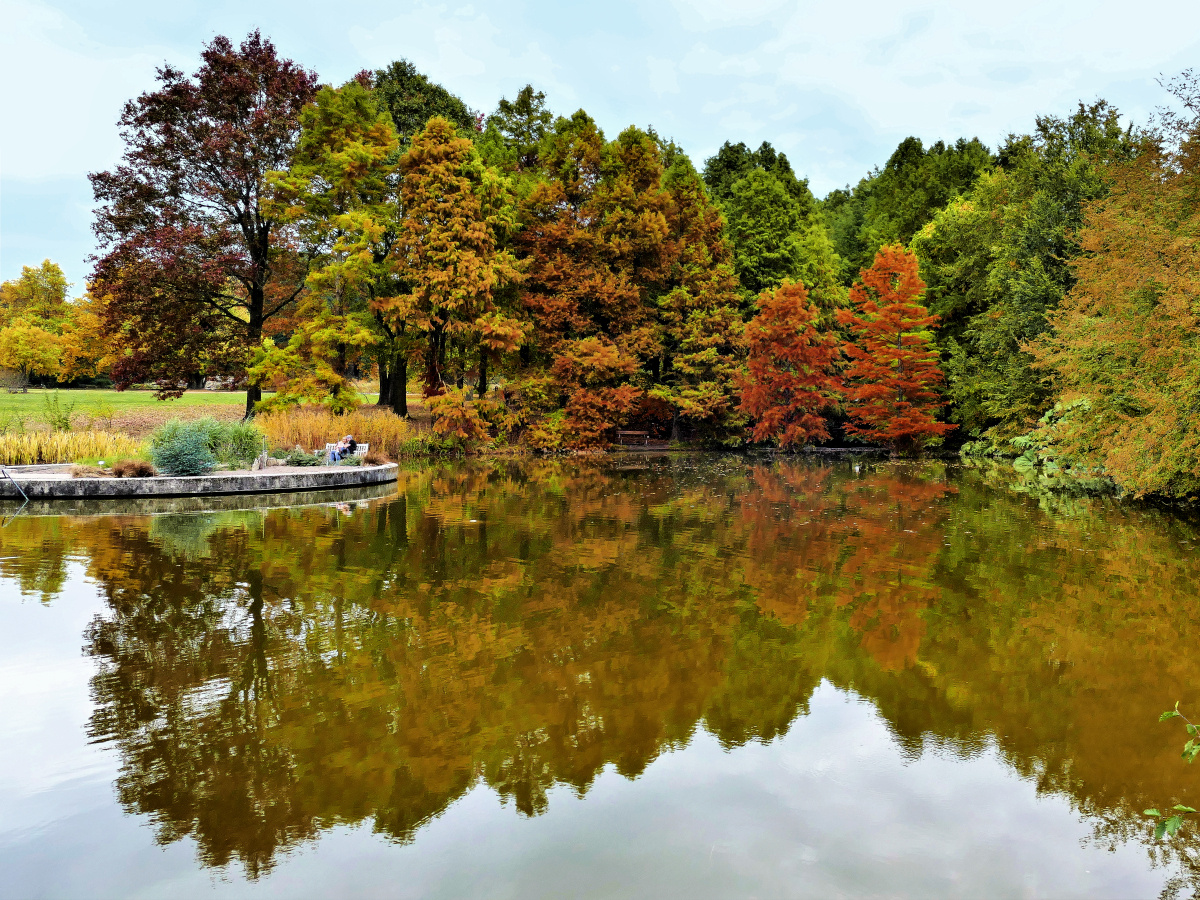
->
[3,0,1198,290]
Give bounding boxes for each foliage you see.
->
[283,447,323,466]
[486,84,554,171]
[1030,78,1200,497]
[428,387,491,448]
[40,391,76,432]
[0,430,143,465]
[151,427,216,476]
[0,319,63,381]
[150,418,263,469]
[255,79,400,414]
[738,281,843,448]
[1144,704,1198,840]
[913,102,1138,444]
[825,136,993,282]
[89,31,318,415]
[838,246,954,452]
[702,140,815,212]
[380,116,522,395]
[373,60,477,144]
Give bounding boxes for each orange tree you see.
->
[837,245,954,453]
[381,116,523,396]
[738,281,842,448]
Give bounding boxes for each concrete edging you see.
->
[1,462,398,500]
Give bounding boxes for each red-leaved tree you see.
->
[738,281,842,448]
[837,245,954,452]
[90,32,318,416]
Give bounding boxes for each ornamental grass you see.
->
[0,431,144,465]
[257,406,416,458]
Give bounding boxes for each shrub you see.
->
[338,455,364,466]
[284,447,323,467]
[258,406,414,457]
[41,391,77,432]
[150,418,263,468]
[429,387,490,449]
[151,429,215,476]
[0,431,143,465]
[112,459,157,478]
[363,450,388,466]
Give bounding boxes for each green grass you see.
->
[0,388,248,418]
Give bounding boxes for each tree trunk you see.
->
[389,352,408,417]
[244,285,265,419]
[377,359,390,407]
[670,408,680,443]
[477,349,489,397]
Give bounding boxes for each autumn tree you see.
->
[0,261,69,381]
[738,281,842,448]
[253,79,399,412]
[838,245,954,452]
[1030,74,1200,497]
[381,116,522,398]
[649,153,747,444]
[515,114,662,447]
[0,261,108,384]
[90,31,318,415]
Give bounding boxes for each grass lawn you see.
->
[1,389,252,438]
[1,388,427,439]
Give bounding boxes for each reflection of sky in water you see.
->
[0,459,1197,897]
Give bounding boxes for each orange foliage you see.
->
[738,281,842,447]
[838,245,955,452]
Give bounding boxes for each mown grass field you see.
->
[1,388,428,441]
[1,389,251,438]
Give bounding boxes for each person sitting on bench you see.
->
[329,434,357,462]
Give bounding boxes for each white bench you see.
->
[324,442,369,458]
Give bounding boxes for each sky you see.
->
[3,0,1199,291]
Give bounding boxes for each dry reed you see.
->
[258,406,416,458]
[0,431,144,465]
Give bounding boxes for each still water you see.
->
[1,456,1198,899]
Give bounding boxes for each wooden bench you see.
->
[615,430,650,446]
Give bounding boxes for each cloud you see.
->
[4,0,1199,286]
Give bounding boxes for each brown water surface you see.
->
[1,456,1197,898]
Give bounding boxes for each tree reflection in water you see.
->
[2,456,1198,887]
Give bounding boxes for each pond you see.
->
[1,456,1198,898]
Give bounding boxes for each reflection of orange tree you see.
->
[836,472,955,671]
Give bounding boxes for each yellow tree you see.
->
[1031,73,1200,496]
[383,116,523,396]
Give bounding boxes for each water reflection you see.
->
[2,457,1199,889]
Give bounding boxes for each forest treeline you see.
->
[4,32,1199,496]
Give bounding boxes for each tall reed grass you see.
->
[0,431,144,465]
[258,407,420,458]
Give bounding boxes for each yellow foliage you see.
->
[257,406,414,456]
[0,431,143,465]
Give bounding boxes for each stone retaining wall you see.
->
[1,463,398,500]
